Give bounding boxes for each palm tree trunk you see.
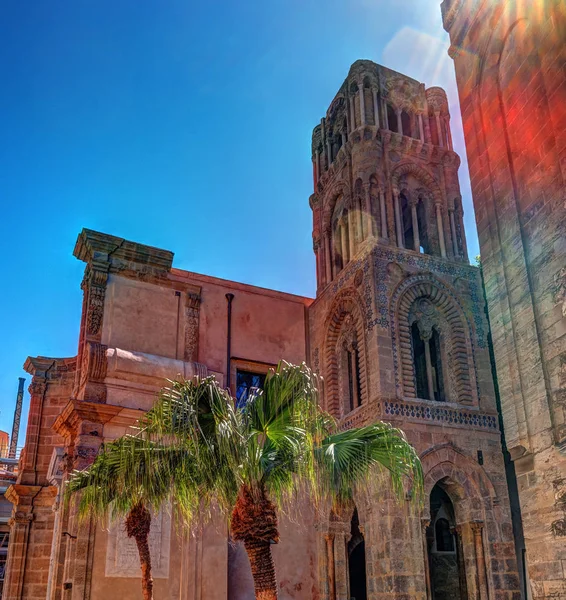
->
[231,485,280,600]
[125,502,153,600]
[244,538,278,600]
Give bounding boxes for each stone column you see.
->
[418,114,425,142]
[348,211,356,259]
[423,100,431,142]
[471,522,489,600]
[324,230,332,283]
[356,196,363,242]
[410,200,420,252]
[435,111,444,147]
[372,89,379,127]
[327,138,333,165]
[364,184,374,238]
[435,202,447,257]
[423,335,436,401]
[393,190,404,248]
[382,98,389,129]
[333,531,349,600]
[449,208,459,257]
[421,519,432,600]
[349,96,356,130]
[452,525,469,600]
[3,486,40,599]
[325,533,336,600]
[380,189,388,239]
[445,116,453,149]
[340,220,348,266]
[315,150,320,182]
[396,109,403,136]
[359,82,366,126]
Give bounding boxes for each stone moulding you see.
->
[384,400,498,430]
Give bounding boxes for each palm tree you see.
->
[66,435,182,600]
[140,361,423,600]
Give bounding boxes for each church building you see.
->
[4,61,523,600]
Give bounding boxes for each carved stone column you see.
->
[340,219,348,266]
[3,486,39,599]
[452,525,469,600]
[379,189,388,239]
[324,229,332,283]
[372,88,379,127]
[364,184,374,239]
[418,113,425,142]
[435,202,447,258]
[435,111,444,147]
[421,519,432,600]
[444,116,453,149]
[396,109,403,136]
[449,208,459,257]
[333,530,349,600]
[325,533,336,600]
[349,96,356,131]
[393,189,404,248]
[410,199,420,251]
[359,81,366,126]
[471,521,489,600]
[348,210,356,259]
[184,292,201,363]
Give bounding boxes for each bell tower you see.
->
[307,61,521,599]
[310,60,467,296]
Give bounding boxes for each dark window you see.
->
[400,193,414,250]
[347,349,355,412]
[416,199,429,254]
[412,323,428,399]
[236,370,266,408]
[387,104,397,133]
[348,508,367,600]
[430,328,445,402]
[435,518,454,552]
[401,110,412,137]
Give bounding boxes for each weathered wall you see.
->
[441,0,566,597]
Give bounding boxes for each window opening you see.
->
[236,370,266,408]
[412,322,428,399]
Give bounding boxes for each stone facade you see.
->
[440,1,566,598]
[3,61,524,599]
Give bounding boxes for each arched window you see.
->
[401,110,412,137]
[387,104,398,133]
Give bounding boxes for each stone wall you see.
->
[441,1,566,597]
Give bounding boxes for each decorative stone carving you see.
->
[184,292,201,362]
[105,507,172,578]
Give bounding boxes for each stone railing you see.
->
[384,400,498,431]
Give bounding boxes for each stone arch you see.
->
[391,162,442,205]
[390,274,478,405]
[324,288,368,418]
[323,180,351,232]
[420,443,498,524]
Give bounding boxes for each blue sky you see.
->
[0,0,477,437]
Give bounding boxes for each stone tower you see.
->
[441,1,566,598]
[308,60,521,599]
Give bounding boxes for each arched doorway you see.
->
[348,508,367,600]
[427,484,466,600]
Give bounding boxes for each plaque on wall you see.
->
[105,507,172,578]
